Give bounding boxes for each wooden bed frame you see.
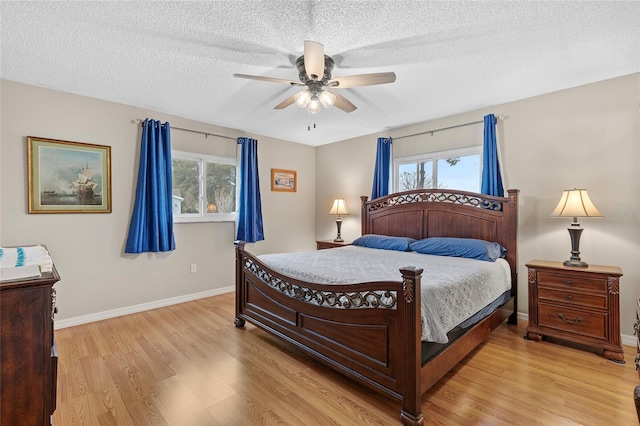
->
[234,188,519,425]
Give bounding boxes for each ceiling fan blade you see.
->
[331,91,357,113]
[274,94,296,110]
[233,73,302,86]
[304,40,325,80]
[329,72,396,88]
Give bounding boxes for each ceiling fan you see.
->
[233,40,396,114]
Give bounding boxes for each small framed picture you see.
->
[27,136,112,213]
[271,168,297,192]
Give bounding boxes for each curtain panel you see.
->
[125,119,175,253]
[481,114,504,197]
[371,137,393,200]
[236,137,264,243]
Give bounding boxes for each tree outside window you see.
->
[394,147,481,193]
[172,151,236,222]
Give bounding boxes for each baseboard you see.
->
[54,286,235,330]
[516,312,636,348]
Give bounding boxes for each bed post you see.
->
[234,241,246,328]
[399,266,424,426]
[360,196,369,236]
[505,189,519,325]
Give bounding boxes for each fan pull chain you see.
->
[307,112,316,131]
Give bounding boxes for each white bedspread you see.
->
[257,246,511,344]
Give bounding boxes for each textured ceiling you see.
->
[2,1,639,146]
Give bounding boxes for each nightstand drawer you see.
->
[538,287,607,309]
[538,304,607,340]
[538,272,605,293]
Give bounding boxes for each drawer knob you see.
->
[558,313,583,324]
[567,295,573,300]
[566,280,573,285]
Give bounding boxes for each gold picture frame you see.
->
[271,168,297,192]
[27,136,112,213]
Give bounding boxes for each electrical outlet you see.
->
[190,263,197,273]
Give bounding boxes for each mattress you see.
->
[257,246,511,344]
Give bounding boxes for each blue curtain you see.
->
[125,119,175,253]
[371,137,393,199]
[481,114,504,197]
[236,137,264,243]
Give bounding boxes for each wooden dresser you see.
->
[0,263,60,425]
[525,259,624,363]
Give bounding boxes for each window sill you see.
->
[174,214,236,224]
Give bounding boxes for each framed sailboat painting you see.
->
[27,136,112,213]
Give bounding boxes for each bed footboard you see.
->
[235,242,425,425]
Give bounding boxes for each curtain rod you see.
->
[130,119,237,141]
[391,115,506,140]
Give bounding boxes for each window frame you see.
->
[393,146,482,193]
[171,150,237,224]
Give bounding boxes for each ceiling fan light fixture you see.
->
[307,98,321,114]
[319,90,336,108]
[294,89,312,107]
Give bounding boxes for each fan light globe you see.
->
[294,90,312,107]
[307,99,321,114]
[319,91,336,108]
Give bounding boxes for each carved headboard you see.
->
[360,189,519,274]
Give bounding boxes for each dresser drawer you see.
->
[537,272,605,293]
[538,303,607,340]
[538,287,607,309]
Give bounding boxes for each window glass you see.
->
[205,162,236,214]
[394,147,481,193]
[172,158,201,214]
[436,154,480,192]
[398,161,433,191]
[172,151,237,223]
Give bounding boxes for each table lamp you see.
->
[329,199,350,242]
[550,188,603,267]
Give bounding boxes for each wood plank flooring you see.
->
[52,292,639,425]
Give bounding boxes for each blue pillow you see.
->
[352,234,416,252]
[409,237,507,262]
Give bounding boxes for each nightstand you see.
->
[525,259,624,363]
[316,240,351,250]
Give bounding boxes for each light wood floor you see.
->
[53,292,639,425]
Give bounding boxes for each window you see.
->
[171,150,237,223]
[393,147,481,193]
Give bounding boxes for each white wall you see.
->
[3,74,638,338]
[0,80,316,324]
[316,73,640,337]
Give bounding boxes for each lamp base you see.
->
[564,224,589,268]
[563,259,589,268]
[334,216,343,243]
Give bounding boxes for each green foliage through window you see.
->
[172,151,236,221]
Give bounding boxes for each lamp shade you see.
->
[319,90,336,108]
[329,199,350,215]
[550,189,603,218]
[294,89,312,107]
[306,98,321,114]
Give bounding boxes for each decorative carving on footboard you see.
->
[244,257,398,309]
